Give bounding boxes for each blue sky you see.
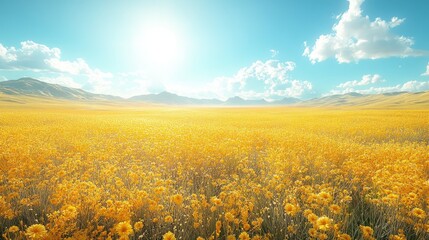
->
[0,0,428,100]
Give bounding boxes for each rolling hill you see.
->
[224,96,268,106]
[301,91,429,108]
[129,91,223,105]
[0,78,428,108]
[0,78,120,101]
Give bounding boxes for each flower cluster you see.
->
[0,107,428,239]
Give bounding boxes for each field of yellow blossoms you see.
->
[0,106,428,239]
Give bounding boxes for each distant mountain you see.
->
[0,78,121,101]
[1,78,428,107]
[301,92,364,106]
[225,96,269,106]
[275,97,301,105]
[130,93,278,106]
[381,91,407,96]
[300,91,429,107]
[128,92,301,106]
[129,91,223,105]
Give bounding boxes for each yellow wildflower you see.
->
[225,212,235,222]
[329,204,341,214]
[226,235,236,240]
[337,233,351,240]
[238,232,250,240]
[171,194,184,205]
[316,216,331,231]
[134,221,144,231]
[412,207,426,219]
[308,228,318,238]
[165,215,173,223]
[8,225,19,232]
[116,221,133,236]
[216,220,222,236]
[163,231,176,240]
[318,233,328,240]
[26,224,47,239]
[284,203,298,216]
[360,225,374,239]
[307,213,318,224]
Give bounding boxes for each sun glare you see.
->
[135,23,183,70]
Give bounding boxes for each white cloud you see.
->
[113,72,165,98]
[328,74,383,95]
[400,80,429,92]
[337,74,383,88]
[45,58,89,75]
[422,62,429,76]
[0,44,17,62]
[304,0,426,63]
[328,80,429,95]
[0,41,112,93]
[38,75,82,89]
[159,60,312,101]
[0,41,61,70]
[85,69,113,93]
[207,59,312,100]
[357,80,429,94]
[270,49,279,58]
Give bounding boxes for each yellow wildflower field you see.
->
[0,106,428,239]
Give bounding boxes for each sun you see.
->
[135,23,183,70]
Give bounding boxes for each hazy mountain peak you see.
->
[277,97,301,104]
[0,78,119,101]
[301,91,429,107]
[227,96,244,101]
[344,92,363,97]
[158,91,178,97]
[2,77,427,107]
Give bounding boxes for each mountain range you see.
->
[1,78,428,107]
[0,78,120,101]
[301,91,429,108]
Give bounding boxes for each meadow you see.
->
[0,105,428,239]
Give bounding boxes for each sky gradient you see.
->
[0,0,428,100]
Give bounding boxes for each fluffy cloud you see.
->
[0,44,17,62]
[337,74,383,88]
[328,79,429,95]
[0,41,112,93]
[304,0,426,63]
[270,49,279,58]
[422,62,429,76]
[357,81,429,94]
[400,80,429,92]
[0,41,61,70]
[328,74,382,95]
[209,59,312,100]
[114,72,165,98]
[38,75,82,89]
